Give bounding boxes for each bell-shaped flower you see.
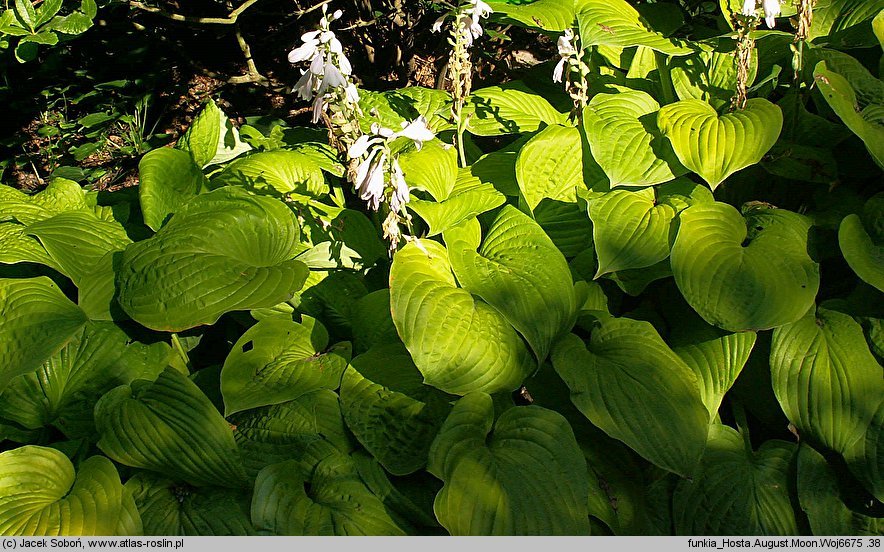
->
[394,116,435,149]
[469,0,493,20]
[741,0,757,16]
[293,70,315,101]
[431,15,446,33]
[389,158,409,212]
[553,29,576,83]
[762,0,780,27]
[355,150,387,211]
[288,30,321,63]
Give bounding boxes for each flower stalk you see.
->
[552,27,591,121]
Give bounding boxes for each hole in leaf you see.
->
[741,238,751,247]
[242,341,254,353]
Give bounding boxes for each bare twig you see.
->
[128,0,261,25]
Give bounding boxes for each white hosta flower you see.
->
[394,116,435,149]
[389,158,409,212]
[553,28,576,83]
[468,0,493,20]
[288,30,321,63]
[430,0,493,45]
[355,150,387,211]
[741,0,781,27]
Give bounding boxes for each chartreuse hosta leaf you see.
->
[95,367,249,488]
[0,322,169,437]
[117,187,308,332]
[357,87,453,134]
[0,277,87,393]
[0,179,89,225]
[397,139,457,201]
[845,398,884,502]
[577,0,694,55]
[0,446,135,536]
[771,306,883,455]
[552,315,709,477]
[389,239,535,395]
[126,472,255,536]
[220,316,350,416]
[0,221,61,270]
[466,81,567,136]
[673,424,798,535]
[178,98,251,167]
[583,91,687,188]
[657,98,783,189]
[231,389,354,478]
[138,148,209,232]
[428,393,589,535]
[671,202,819,332]
[840,213,884,292]
[588,179,713,277]
[213,150,328,201]
[798,445,883,535]
[26,210,131,281]
[667,305,757,419]
[484,0,574,31]
[340,343,452,476]
[670,49,753,111]
[251,450,405,535]
[351,452,441,532]
[448,206,577,364]
[408,168,505,237]
[515,124,583,211]
[814,61,884,169]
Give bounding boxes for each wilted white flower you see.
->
[553,28,576,83]
[354,149,386,211]
[389,158,409,212]
[431,0,494,46]
[741,0,781,27]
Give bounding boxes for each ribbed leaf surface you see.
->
[466,82,567,136]
[138,148,209,231]
[515,124,583,211]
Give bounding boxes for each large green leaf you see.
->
[813,61,884,169]
[357,87,453,134]
[251,452,405,535]
[577,0,694,55]
[220,317,350,416]
[671,202,819,331]
[533,198,593,258]
[428,392,590,535]
[808,0,884,47]
[26,210,131,282]
[117,187,308,332]
[0,221,61,271]
[447,205,576,364]
[340,344,451,476]
[126,472,255,535]
[551,316,709,477]
[95,367,249,488]
[657,98,783,189]
[407,169,505,237]
[138,148,209,232]
[231,389,354,478]
[397,139,457,201]
[390,240,535,395]
[484,0,575,31]
[670,48,754,111]
[0,179,89,225]
[466,82,568,136]
[178,98,251,167]
[845,398,884,502]
[840,214,884,292]
[587,180,712,277]
[0,322,169,436]
[797,445,883,536]
[673,424,798,535]
[583,91,686,188]
[213,151,328,201]
[0,277,87,393]
[771,306,883,454]
[0,446,133,536]
[515,124,583,211]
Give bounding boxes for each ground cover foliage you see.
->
[0,0,883,537]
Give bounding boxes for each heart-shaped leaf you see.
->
[428,392,590,535]
[0,179,89,225]
[397,139,457,201]
[138,148,209,232]
[447,205,577,364]
[389,240,535,395]
[408,169,505,237]
[0,322,170,436]
[117,187,308,332]
[771,306,883,454]
[340,344,451,476]
[797,444,883,535]
[231,389,354,478]
[251,451,405,535]
[515,124,584,210]
[657,98,783,189]
[671,202,819,331]
[673,424,798,535]
[466,82,568,136]
[577,0,694,55]
[213,151,328,201]
[126,472,255,536]
[220,317,349,416]
[583,91,687,187]
[552,316,709,477]
[0,277,87,393]
[0,446,131,536]
[95,367,249,488]
[178,98,251,167]
[670,49,754,111]
[840,213,884,292]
